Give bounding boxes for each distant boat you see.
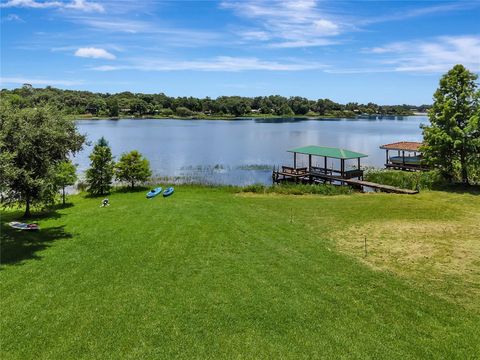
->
[389,155,422,166]
[146,187,162,199]
[163,187,174,197]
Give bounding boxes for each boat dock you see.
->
[380,141,429,171]
[273,145,419,195]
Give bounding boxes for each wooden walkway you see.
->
[340,177,418,194]
[273,171,418,195]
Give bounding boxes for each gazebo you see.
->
[379,141,426,171]
[272,145,368,184]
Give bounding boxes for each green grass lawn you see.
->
[1,186,479,359]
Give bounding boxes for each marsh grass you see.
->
[364,169,445,190]
[236,164,273,171]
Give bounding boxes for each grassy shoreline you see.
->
[1,185,478,358]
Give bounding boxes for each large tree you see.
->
[85,137,115,196]
[422,65,480,184]
[0,105,84,217]
[114,150,152,189]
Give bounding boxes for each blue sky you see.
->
[1,0,479,104]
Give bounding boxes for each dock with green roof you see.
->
[273,145,418,194]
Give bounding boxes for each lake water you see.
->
[74,116,426,185]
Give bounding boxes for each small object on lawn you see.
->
[364,236,367,257]
[101,198,110,207]
[163,187,174,197]
[146,187,162,199]
[9,222,40,231]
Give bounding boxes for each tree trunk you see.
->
[460,148,469,185]
[24,195,31,218]
[62,186,66,205]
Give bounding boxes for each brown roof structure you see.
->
[379,141,422,152]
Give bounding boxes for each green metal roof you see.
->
[288,145,368,159]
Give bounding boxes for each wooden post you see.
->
[364,236,367,257]
[324,156,327,174]
[357,157,361,180]
[402,150,405,165]
[341,159,345,182]
[308,154,312,183]
[294,152,297,169]
[386,149,389,165]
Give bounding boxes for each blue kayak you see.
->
[146,187,162,199]
[163,187,174,197]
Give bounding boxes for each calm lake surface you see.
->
[75,116,426,185]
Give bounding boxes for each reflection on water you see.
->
[74,116,426,185]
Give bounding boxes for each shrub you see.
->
[175,107,194,117]
[242,184,267,193]
[114,150,152,189]
[76,180,88,192]
[160,108,174,116]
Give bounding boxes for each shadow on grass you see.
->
[52,203,75,210]
[1,210,72,267]
[28,203,74,220]
[82,186,151,198]
[115,186,150,193]
[434,183,480,195]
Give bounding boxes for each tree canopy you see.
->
[0,105,85,217]
[422,64,480,184]
[115,150,152,189]
[54,160,78,205]
[85,137,115,196]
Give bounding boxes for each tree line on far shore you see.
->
[0,87,430,118]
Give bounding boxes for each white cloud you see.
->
[222,0,480,50]
[2,13,24,22]
[65,0,103,12]
[221,0,343,48]
[0,76,83,86]
[73,18,163,34]
[93,65,119,71]
[360,2,480,25]
[0,0,62,9]
[367,35,480,73]
[238,30,271,41]
[70,17,223,47]
[75,47,116,59]
[0,0,104,12]
[269,39,337,48]
[91,56,327,72]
